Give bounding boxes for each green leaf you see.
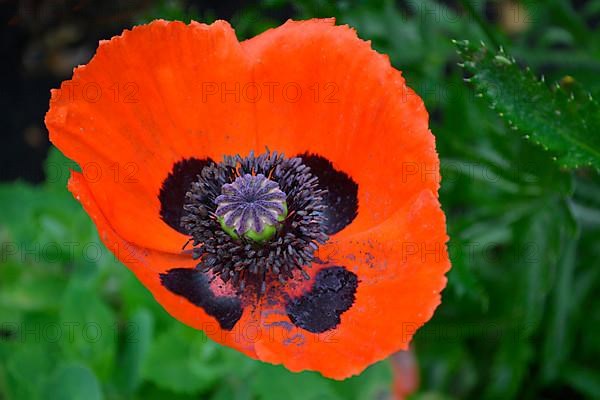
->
[0,260,65,313]
[59,284,117,379]
[415,337,478,397]
[141,324,225,394]
[133,383,200,400]
[44,362,103,400]
[0,180,95,265]
[562,363,600,398]
[541,229,579,382]
[455,39,600,170]
[410,393,455,400]
[514,202,565,336]
[250,364,341,400]
[4,343,58,400]
[446,237,489,309]
[114,309,154,394]
[485,339,533,399]
[329,361,392,400]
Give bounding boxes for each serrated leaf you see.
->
[455,39,600,170]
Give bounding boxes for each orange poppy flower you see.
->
[45,18,450,379]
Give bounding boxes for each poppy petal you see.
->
[46,20,257,253]
[296,153,359,235]
[285,266,358,333]
[68,171,258,357]
[243,19,439,235]
[252,189,449,379]
[160,268,244,330]
[159,157,214,233]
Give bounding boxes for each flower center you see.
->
[181,151,328,294]
[215,174,288,242]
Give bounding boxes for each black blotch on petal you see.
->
[160,268,243,330]
[298,153,358,235]
[286,266,358,333]
[159,158,213,234]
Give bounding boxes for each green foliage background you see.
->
[1,1,600,399]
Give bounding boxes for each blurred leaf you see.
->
[210,384,253,400]
[137,0,200,24]
[415,337,477,398]
[485,339,533,399]
[0,261,64,313]
[142,324,224,394]
[251,364,341,400]
[410,393,455,400]
[134,383,199,400]
[562,363,600,398]
[44,362,103,400]
[341,1,424,67]
[446,237,489,308]
[456,40,600,170]
[59,284,117,379]
[329,361,392,400]
[541,229,579,382]
[0,181,94,264]
[515,202,565,335]
[114,308,154,394]
[4,342,59,399]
